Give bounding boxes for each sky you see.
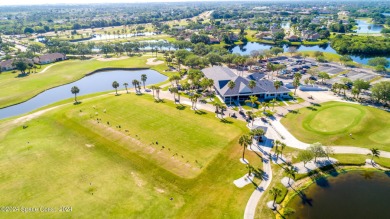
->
[1,0,238,6]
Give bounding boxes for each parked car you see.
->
[302,65,310,69]
[345,81,353,89]
[309,76,318,81]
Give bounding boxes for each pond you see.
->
[89,32,157,41]
[229,42,390,65]
[0,69,167,120]
[287,170,390,219]
[355,19,384,34]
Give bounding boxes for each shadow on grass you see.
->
[219,118,233,124]
[306,106,317,111]
[16,73,30,78]
[154,99,165,103]
[176,105,186,110]
[310,102,321,107]
[289,109,299,114]
[194,110,207,115]
[73,101,82,105]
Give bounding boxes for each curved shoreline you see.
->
[0,67,151,111]
[280,167,388,214]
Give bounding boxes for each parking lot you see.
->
[316,65,345,76]
[328,70,378,84]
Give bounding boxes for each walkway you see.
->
[243,144,272,219]
[267,118,390,159]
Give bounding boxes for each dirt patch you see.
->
[146,58,164,66]
[96,56,129,62]
[131,172,145,187]
[155,187,165,193]
[85,144,94,148]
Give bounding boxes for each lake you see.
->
[0,69,167,120]
[229,42,390,65]
[355,19,384,34]
[287,170,390,219]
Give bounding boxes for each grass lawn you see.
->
[281,101,390,150]
[0,55,177,109]
[0,93,263,218]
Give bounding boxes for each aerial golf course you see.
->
[0,93,263,218]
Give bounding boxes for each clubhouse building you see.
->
[202,66,290,103]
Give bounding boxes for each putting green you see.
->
[281,101,390,150]
[306,106,364,134]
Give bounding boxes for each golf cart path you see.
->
[268,118,390,158]
[244,146,272,219]
[37,62,60,74]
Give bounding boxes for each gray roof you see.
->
[202,66,290,97]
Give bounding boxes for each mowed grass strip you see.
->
[281,101,390,150]
[0,94,262,218]
[66,94,244,178]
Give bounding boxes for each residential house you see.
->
[286,35,300,42]
[202,66,290,103]
[209,37,220,44]
[338,11,350,17]
[33,53,66,64]
[301,30,321,41]
[255,31,272,40]
[0,58,34,71]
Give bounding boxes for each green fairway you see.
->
[0,56,174,109]
[0,93,262,218]
[281,102,390,150]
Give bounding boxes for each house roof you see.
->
[0,58,34,69]
[33,53,65,63]
[202,66,290,97]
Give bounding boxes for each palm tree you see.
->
[284,164,297,185]
[249,128,265,143]
[273,80,282,91]
[71,86,80,103]
[141,74,147,89]
[112,81,120,95]
[279,142,286,159]
[170,87,179,103]
[239,134,252,161]
[369,148,380,163]
[150,85,156,98]
[123,82,129,94]
[227,80,236,106]
[245,95,260,112]
[132,79,140,94]
[246,111,255,126]
[274,140,281,160]
[191,93,201,109]
[213,102,222,118]
[248,80,256,94]
[270,98,277,110]
[293,73,302,95]
[269,187,282,209]
[155,86,161,100]
[261,101,270,113]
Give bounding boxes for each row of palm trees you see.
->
[70,74,149,102]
